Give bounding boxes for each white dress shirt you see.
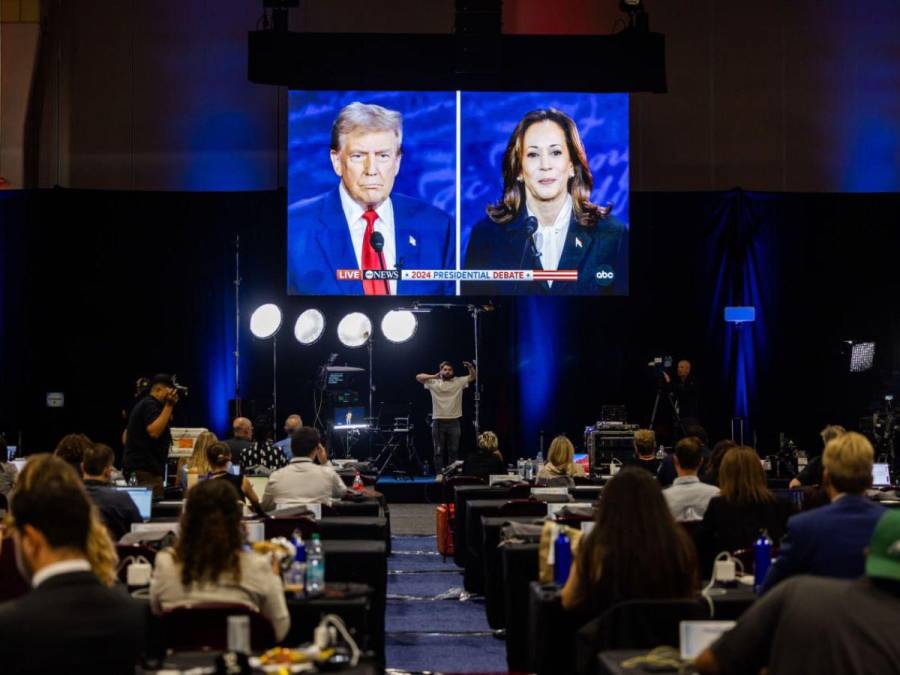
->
[260,457,348,511]
[663,475,720,521]
[528,195,572,287]
[339,182,397,294]
[31,558,92,588]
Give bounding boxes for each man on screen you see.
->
[287,102,454,295]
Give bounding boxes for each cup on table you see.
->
[714,559,736,585]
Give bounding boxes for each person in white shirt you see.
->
[663,436,720,521]
[416,361,477,474]
[261,427,349,511]
[150,478,290,641]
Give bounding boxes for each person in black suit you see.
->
[0,454,144,675]
[463,108,627,295]
[82,443,142,541]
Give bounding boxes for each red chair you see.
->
[0,536,29,603]
[161,603,277,651]
[263,515,319,541]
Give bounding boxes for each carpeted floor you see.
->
[385,534,508,673]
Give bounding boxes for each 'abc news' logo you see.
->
[363,269,401,281]
[594,265,615,286]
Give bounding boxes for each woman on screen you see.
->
[462,108,627,295]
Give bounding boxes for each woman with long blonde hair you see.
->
[537,435,585,479]
[178,430,218,488]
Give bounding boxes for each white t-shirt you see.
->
[424,376,469,419]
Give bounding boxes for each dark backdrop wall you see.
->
[2,189,898,460]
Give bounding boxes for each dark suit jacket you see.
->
[761,494,885,593]
[462,209,628,295]
[287,187,454,295]
[84,480,143,541]
[0,571,145,674]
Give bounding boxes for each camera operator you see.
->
[663,359,700,428]
[123,373,180,497]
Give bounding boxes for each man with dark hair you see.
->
[54,433,93,476]
[123,373,180,497]
[663,437,720,521]
[416,360,477,474]
[82,443,143,540]
[694,510,900,675]
[761,432,885,593]
[261,427,349,510]
[0,456,145,674]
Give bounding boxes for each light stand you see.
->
[233,235,242,417]
[468,303,485,439]
[272,335,278,439]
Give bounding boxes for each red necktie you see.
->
[361,208,387,295]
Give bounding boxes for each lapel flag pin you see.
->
[575,237,583,248]
[409,235,417,246]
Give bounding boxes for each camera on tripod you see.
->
[648,355,673,377]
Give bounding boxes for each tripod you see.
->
[649,380,682,439]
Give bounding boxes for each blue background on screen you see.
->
[287,91,457,218]
[459,92,629,259]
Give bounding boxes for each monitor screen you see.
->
[287,90,629,296]
[872,463,891,486]
[116,487,153,521]
[335,406,366,427]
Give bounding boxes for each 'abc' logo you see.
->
[595,265,615,285]
[364,270,375,280]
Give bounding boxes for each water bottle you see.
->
[535,451,544,472]
[753,530,773,593]
[306,533,325,596]
[553,529,572,586]
[127,472,138,487]
[285,536,306,598]
[352,471,364,492]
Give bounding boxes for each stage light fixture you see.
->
[381,310,417,344]
[294,308,326,345]
[849,342,875,373]
[337,312,372,348]
[249,303,283,339]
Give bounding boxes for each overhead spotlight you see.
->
[849,342,876,373]
[619,0,648,32]
[249,303,282,339]
[294,308,326,345]
[337,312,372,348]
[381,310,418,344]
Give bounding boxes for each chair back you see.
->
[498,499,547,517]
[506,483,533,499]
[0,536,29,603]
[263,515,319,540]
[575,598,711,675]
[162,603,276,652]
[442,476,486,503]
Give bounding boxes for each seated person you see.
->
[261,427,349,511]
[150,479,290,641]
[696,446,786,573]
[562,466,699,614]
[537,435,586,482]
[53,433,93,477]
[789,424,845,488]
[462,431,506,480]
[658,425,709,487]
[695,510,900,675]
[663,436,720,521]
[700,439,736,486]
[0,432,17,497]
[0,455,145,674]
[225,416,254,459]
[761,431,885,593]
[81,443,142,541]
[204,442,265,515]
[178,430,217,488]
[625,429,661,477]
[272,414,303,460]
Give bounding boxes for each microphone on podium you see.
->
[519,216,540,269]
[368,231,390,294]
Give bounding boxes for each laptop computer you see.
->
[872,463,892,487]
[114,487,153,521]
